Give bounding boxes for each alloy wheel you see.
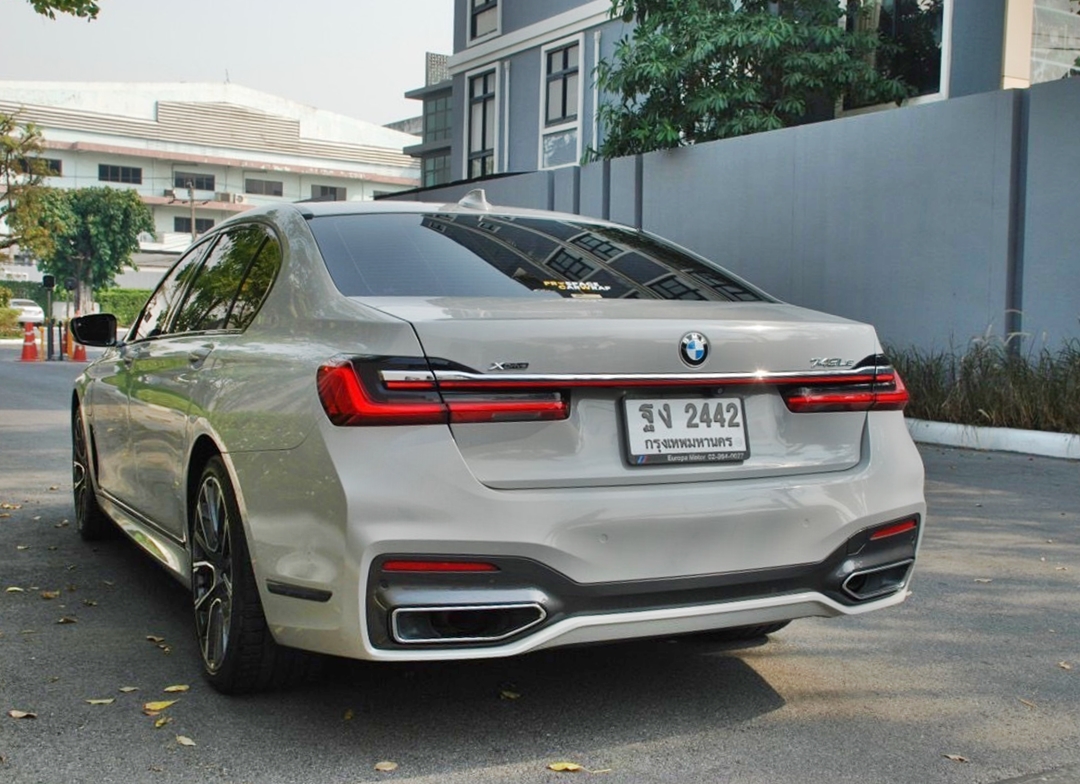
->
[191,475,234,673]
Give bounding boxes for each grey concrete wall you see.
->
[949,0,1007,98]
[389,82,1076,352]
[508,0,593,33]
[506,51,542,172]
[1019,78,1080,346]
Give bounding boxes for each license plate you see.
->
[623,397,749,465]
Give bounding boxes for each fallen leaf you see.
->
[142,700,178,714]
[1019,698,1037,709]
[158,645,172,655]
[943,754,969,763]
[374,761,398,772]
[5,587,24,593]
[85,698,115,706]
[500,690,521,700]
[119,686,139,693]
[1,503,22,510]
[154,716,172,729]
[146,635,165,644]
[56,617,77,625]
[176,735,195,747]
[82,599,98,607]
[973,578,992,584]
[343,708,354,721]
[548,762,586,772]
[163,685,189,693]
[48,486,59,491]
[8,710,37,719]
[1059,661,1073,671]
[1055,566,1068,571]
[32,516,41,521]
[0,513,10,518]
[54,522,69,529]
[40,591,60,600]
[16,545,29,551]
[103,581,115,587]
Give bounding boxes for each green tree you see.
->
[38,188,154,314]
[1,113,70,258]
[26,0,99,20]
[594,0,912,158]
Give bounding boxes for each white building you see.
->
[0,81,420,284]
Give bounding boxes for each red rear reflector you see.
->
[869,519,918,541]
[382,560,499,573]
[317,362,446,426]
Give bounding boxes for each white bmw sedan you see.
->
[71,193,925,694]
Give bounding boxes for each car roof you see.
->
[12,298,38,305]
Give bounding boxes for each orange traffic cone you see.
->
[72,341,87,362]
[19,322,39,362]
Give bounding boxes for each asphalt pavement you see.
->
[1,347,1077,784]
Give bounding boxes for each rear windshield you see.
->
[308,213,772,302]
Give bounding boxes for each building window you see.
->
[17,157,62,176]
[174,171,215,191]
[424,94,452,143]
[540,39,582,169]
[423,153,451,187]
[174,217,215,234]
[846,0,944,108]
[470,0,498,41]
[311,185,347,201]
[468,70,497,179]
[1032,0,1080,84]
[245,178,284,197]
[98,164,142,184]
[546,43,579,126]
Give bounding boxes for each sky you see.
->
[0,0,455,126]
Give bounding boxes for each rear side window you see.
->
[129,240,211,342]
[308,213,771,302]
[170,224,281,334]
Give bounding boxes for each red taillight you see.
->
[781,369,909,413]
[317,359,569,427]
[382,560,499,573]
[869,518,919,541]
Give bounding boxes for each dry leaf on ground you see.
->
[548,762,586,772]
[1018,698,1037,709]
[5,587,24,593]
[118,686,139,693]
[8,710,37,719]
[85,698,115,706]
[176,735,195,747]
[500,690,521,700]
[973,578,992,584]
[142,700,178,715]
[146,635,165,643]
[943,754,970,763]
[374,761,398,772]
[343,708,354,721]
[163,685,189,693]
[1059,661,1073,671]
[40,591,60,600]
[56,617,77,624]
[155,716,172,729]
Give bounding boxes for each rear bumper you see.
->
[234,411,925,661]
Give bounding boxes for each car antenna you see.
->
[457,189,492,211]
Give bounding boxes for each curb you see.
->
[907,418,1080,461]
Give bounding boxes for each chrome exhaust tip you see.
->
[841,559,914,601]
[391,603,547,644]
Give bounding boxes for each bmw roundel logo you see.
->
[679,332,709,367]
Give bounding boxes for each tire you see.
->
[694,621,791,642]
[72,406,114,541]
[189,456,312,694]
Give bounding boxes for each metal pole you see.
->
[45,288,54,361]
[187,180,197,241]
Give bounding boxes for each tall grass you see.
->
[887,336,1080,434]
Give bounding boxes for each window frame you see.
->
[423,94,452,144]
[173,216,215,235]
[464,65,500,180]
[839,0,953,116]
[244,177,285,197]
[537,34,585,170]
[98,164,142,185]
[310,184,347,202]
[468,0,501,45]
[173,171,216,191]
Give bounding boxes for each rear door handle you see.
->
[188,345,213,367]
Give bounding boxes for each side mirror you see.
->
[71,313,118,347]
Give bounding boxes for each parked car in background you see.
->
[11,298,44,325]
[70,191,926,694]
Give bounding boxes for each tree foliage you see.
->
[26,0,99,20]
[594,0,915,158]
[38,188,154,313]
[1,113,70,258]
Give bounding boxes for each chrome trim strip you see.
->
[424,366,894,385]
[390,602,548,645]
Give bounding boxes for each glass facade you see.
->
[1032,0,1080,83]
[468,71,497,179]
[846,0,944,108]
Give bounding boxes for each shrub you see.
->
[96,289,151,326]
[887,337,1080,434]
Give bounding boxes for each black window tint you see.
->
[308,213,773,302]
[170,225,276,334]
[130,242,210,341]
[228,232,281,330]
